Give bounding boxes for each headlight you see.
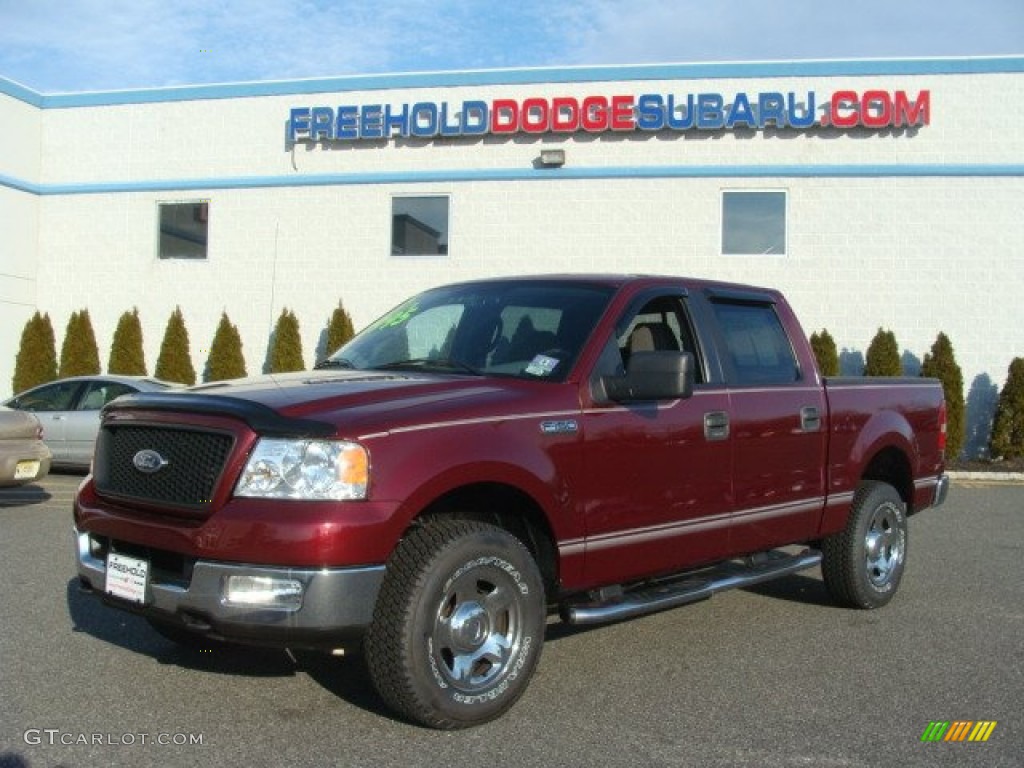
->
[235,439,369,500]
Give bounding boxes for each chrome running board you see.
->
[560,548,822,626]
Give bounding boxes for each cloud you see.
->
[554,0,1024,65]
[0,0,1020,93]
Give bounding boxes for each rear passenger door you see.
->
[705,293,827,553]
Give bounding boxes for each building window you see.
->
[158,201,208,259]
[391,196,449,256]
[721,191,786,256]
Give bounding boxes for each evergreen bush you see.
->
[58,309,101,378]
[205,312,247,382]
[990,357,1024,459]
[324,301,356,359]
[269,309,305,373]
[920,332,965,460]
[809,329,839,377]
[108,308,147,375]
[863,328,903,377]
[154,307,196,385]
[12,311,58,393]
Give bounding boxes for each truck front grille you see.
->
[94,425,234,511]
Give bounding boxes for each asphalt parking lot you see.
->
[0,474,1020,768]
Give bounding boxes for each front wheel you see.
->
[364,519,546,729]
[822,480,908,609]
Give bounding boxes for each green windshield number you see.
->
[371,301,419,330]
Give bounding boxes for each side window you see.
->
[710,301,799,385]
[597,295,704,383]
[77,382,136,411]
[12,381,81,412]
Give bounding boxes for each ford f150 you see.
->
[74,275,948,728]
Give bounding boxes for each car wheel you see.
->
[822,480,908,609]
[365,519,546,729]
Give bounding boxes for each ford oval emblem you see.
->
[132,449,169,474]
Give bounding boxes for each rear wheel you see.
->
[365,519,545,729]
[822,480,908,609]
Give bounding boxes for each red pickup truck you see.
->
[74,275,948,728]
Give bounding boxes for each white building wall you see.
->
[0,90,42,396]
[3,61,1023,455]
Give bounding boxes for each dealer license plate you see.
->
[105,553,149,603]
[14,460,39,480]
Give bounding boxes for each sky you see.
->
[0,0,1021,93]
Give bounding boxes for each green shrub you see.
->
[58,309,101,378]
[324,301,356,359]
[154,307,196,385]
[205,312,247,382]
[863,328,902,377]
[990,358,1024,459]
[809,329,839,377]
[920,332,965,459]
[12,311,58,393]
[269,308,305,373]
[108,308,147,375]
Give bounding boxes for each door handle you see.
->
[704,411,730,441]
[800,406,821,432]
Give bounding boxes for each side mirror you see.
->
[595,350,695,403]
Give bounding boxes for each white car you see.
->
[0,406,51,486]
[4,376,176,469]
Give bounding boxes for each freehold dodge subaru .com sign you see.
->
[287,89,930,142]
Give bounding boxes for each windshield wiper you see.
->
[314,357,356,370]
[373,358,482,375]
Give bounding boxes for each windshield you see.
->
[324,281,614,382]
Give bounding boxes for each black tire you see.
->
[364,519,546,729]
[822,480,908,609]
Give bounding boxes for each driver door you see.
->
[580,291,734,584]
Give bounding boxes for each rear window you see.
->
[710,301,799,385]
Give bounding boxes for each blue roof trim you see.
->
[0,173,41,194]
[3,165,1021,196]
[0,77,44,107]
[2,56,1022,108]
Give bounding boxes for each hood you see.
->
[106,370,535,438]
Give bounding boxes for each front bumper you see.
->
[75,528,385,650]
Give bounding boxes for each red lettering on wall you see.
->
[490,99,519,133]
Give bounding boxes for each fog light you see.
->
[224,575,303,610]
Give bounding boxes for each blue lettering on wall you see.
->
[410,102,437,137]
[360,104,383,139]
[310,107,334,140]
[757,93,786,128]
[287,107,311,142]
[635,94,665,131]
[384,103,409,137]
[460,100,489,135]
[787,92,817,128]
[696,93,724,130]
[439,102,461,137]
[727,93,755,128]
[665,94,695,129]
[335,106,358,139]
